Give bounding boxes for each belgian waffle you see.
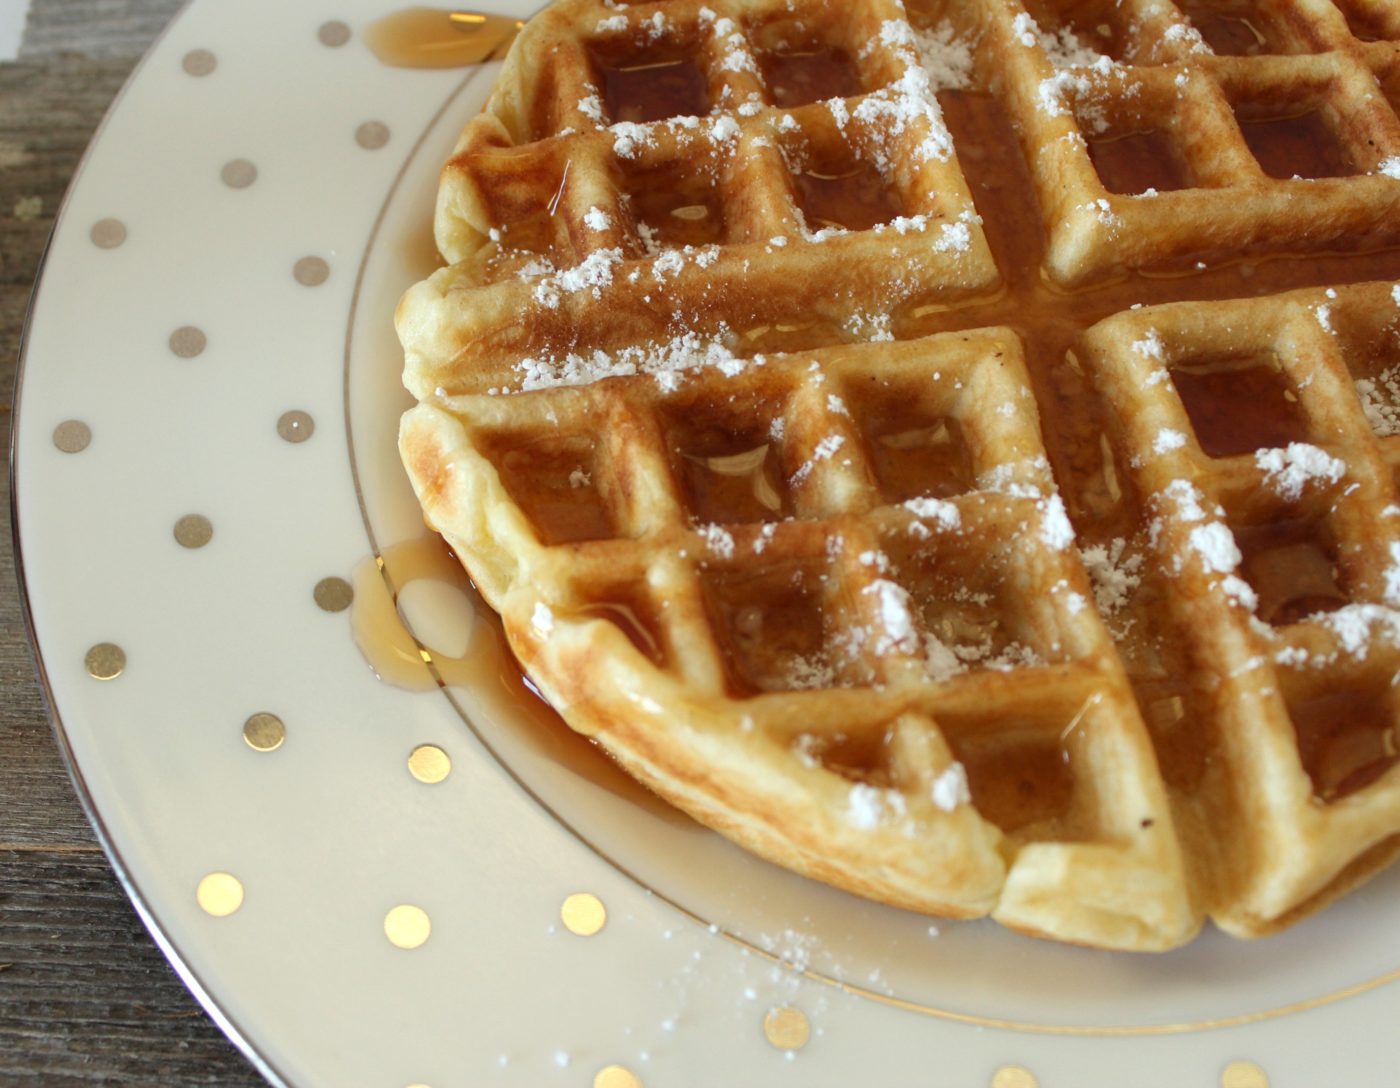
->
[396,0,1400,949]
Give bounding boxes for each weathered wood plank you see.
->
[0,851,265,1086]
[3,2,267,1082]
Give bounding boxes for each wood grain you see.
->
[2,2,265,1083]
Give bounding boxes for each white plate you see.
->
[14,2,1400,1085]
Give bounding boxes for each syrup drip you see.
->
[791,162,901,232]
[704,560,833,694]
[1169,354,1307,457]
[1184,10,1268,54]
[868,416,975,503]
[1235,519,1347,626]
[489,433,613,545]
[952,727,1076,837]
[363,7,524,68]
[1289,683,1400,802]
[1236,110,1356,180]
[594,55,711,123]
[626,166,726,247]
[678,443,787,523]
[350,536,695,826]
[1087,130,1192,195]
[576,600,666,666]
[759,47,862,107]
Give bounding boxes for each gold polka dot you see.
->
[174,514,213,549]
[182,48,217,76]
[356,121,390,149]
[384,904,431,949]
[168,325,207,358]
[52,420,91,453]
[594,1067,642,1088]
[85,643,125,680]
[277,409,315,443]
[243,713,285,752]
[763,1007,809,1051]
[196,872,243,916]
[408,744,451,784]
[90,218,126,248]
[293,256,329,286]
[1222,1061,1269,1088]
[318,20,351,46]
[220,159,257,188]
[314,576,353,612]
[561,893,606,936]
[991,1067,1038,1088]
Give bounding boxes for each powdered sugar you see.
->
[904,497,962,530]
[1079,538,1142,616]
[1356,363,1400,437]
[930,762,971,812]
[1039,494,1075,550]
[1153,428,1187,454]
[847,784,908,829]
[700,524,736,559]
[515,328,758,391]
[912,20,975,90]
[865,579,919,654]
[1255,443,1345,500]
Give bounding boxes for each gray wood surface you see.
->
[2,1,265,1083]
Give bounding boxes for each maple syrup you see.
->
[950,725,1076,837]
[1234,517,1347,626]
[860,383,975,503]
[487,432,613,545]
[791,160,901,233]
[758,46,862,107]
[1180,7,1269,54]
[350,536,695,826]
[677,443,788,523]
[1142,690,1214,793]
[703,559,837,694]
[1087,129,1193,195]
[1235,109,1356,180]
[1288,681,1400,802]
[1330,0,1398,41]
[576,591,667,667]
[624,163,727,248]
[362,7,524,68]
[593,53,711,123]
[1169,353,1308,458]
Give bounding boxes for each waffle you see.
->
[395,0,1400,949]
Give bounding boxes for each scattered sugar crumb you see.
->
[930,762,970,812]
[912,20,974,91]
[700,524,735,559]
[1255,443,1345,500]
[1153,428,1187,454]
[905,497,962,529]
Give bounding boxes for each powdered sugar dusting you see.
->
[1255,443,1345,500]
[1356,363,1400,437]
[913,20,975,91]
[930,762,971,812]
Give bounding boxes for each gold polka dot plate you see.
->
[12,2,1400,1085]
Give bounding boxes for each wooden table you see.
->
[2,2,264,1082]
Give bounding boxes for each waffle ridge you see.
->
[397,0,1400,949]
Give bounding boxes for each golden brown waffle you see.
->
[396,0,1400,949]
[397,0,1000,396]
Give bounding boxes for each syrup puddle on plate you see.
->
[363,7,525,68]
[350,535,696,828]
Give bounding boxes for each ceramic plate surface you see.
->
[13,2,1400,1085]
